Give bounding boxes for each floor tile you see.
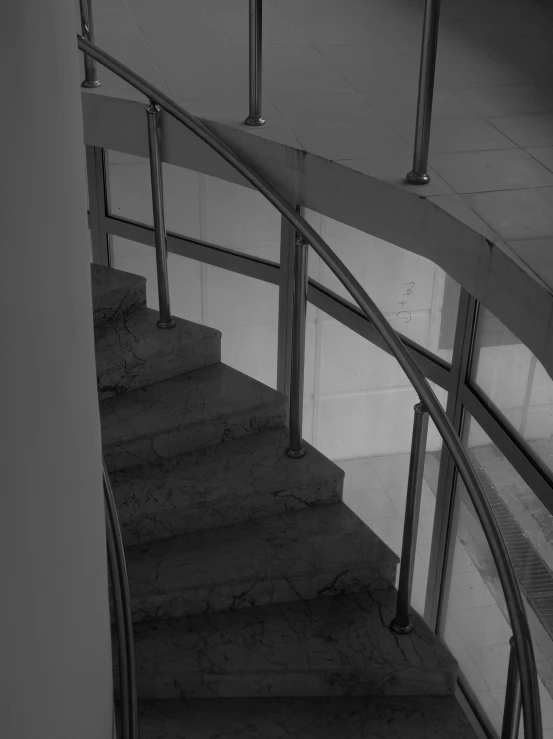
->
[207,7,311,48]
[466,187,553,240]
[444,614,467,652]
[455,85,553,117]
[362,88,476,128]
[447,571,497,610]
[527,146,553,172]
[386,482,437,517]
[316,41,413,70]
[430,149,553,193]
[340,156,453,196]
[343,486,398,520]
[263,68,355,96]
[474,689,504,734]
[337,58,420,92]
[452,649,489,692]
[126,0,204,13]
[450,605,512,649]
[232,44,331,70]
[434,60,532,89]
[371,453,412,488]
[489,113,553,148]
[451,543,477,575]
[393,117,517,154]
[341,458,386,492]
[469,643,511,690]
[367,515,404,555]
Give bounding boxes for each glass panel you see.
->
[304,302,446,615]
[106,151,281,263]
[111,236,279,388]
[304,209,460,363]
[472,305,553,477]
[441,414,553,736]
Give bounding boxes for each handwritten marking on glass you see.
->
[396,282,415,323]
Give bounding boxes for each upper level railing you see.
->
[77,31,542,739]
[79,0,441,184]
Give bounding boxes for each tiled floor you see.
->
[85,0,553,290]
[340,451,553,737]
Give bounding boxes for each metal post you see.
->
[245,0,265,126]
[286,235,308,459]
[405,0,441,185]
[103,462,139,739]
[146,103,175,329]
[79,0,101,88]
[392,402,430,634]
[501,637,523,739]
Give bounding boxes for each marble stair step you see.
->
[112,428,344,546]
[101,363,287,473]
[91,264,146,329]
[95,307,221,401]
[134,696,477,738]
[130,589,458,699]
[125,502,399,622]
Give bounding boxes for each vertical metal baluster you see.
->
[286,235,309,459]
[501,637,523,739]
[405,0,441,185]
[146,103,176,329]
[245,0,265,126]
[392,402,429,634]
[103,462,139,739]
[79,0,101,88]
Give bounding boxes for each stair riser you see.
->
[127,669,455,701]
[129,565,397,622]
[97,336,221,401]
[118,479,343,546]
[103,404,287,473]
[93,282,146,329]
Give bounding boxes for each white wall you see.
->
[0,2,113,738]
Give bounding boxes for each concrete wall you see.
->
[0,2,113,738]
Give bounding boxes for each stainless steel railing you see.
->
[78,35,542,738]
[103,460,138,739]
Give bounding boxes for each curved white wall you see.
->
[0,2,113,738]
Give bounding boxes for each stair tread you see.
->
[125,502,398,620]
[95,306,221,399]
[100,362,286,470]
[132,589,458,699]
[112,428,344,543]
[135,696,477,738]
[91,263,145,305]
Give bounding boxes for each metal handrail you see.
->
[78,35,542,738]
[103,460,138,739]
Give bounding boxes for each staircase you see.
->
[92,263,478,738]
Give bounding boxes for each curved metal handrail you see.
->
[103,460,138,739]
[79,35,541,737]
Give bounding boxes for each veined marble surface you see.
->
[111,428,344,545]
[100,363,287,472]
[135,696,477,738]
[95,307,221,400]
[125,502,398,622]
[129,589,458,700]
[91,264,146,329]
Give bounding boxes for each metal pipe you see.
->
[245,0,265,126]
[392,402,430,634]
[146,103,175,329]
[79,0,101,88]
[76,37,543,738]
[406,0,441,185]
[103,462,139,739]
[286,235,308,458]
[501,637,523,739]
